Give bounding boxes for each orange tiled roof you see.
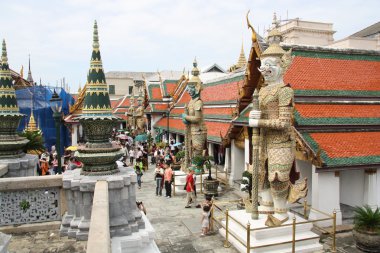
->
[154,117,230,143]
[302,132,380,168]
[177,92,191,105]
[150,86,162,100]
[165,82,177,96]
[309,132,380,159]
[284,56,380,91]
[296,104,380,118]
[202,80,244,103]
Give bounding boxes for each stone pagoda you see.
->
[76,20,124,175]
[0,40,37,177]
[60,22,147,245]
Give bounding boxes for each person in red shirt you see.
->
[185,169,197,208]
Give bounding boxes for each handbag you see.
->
[184,182,188,190]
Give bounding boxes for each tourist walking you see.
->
[129,148,135,165]
[164,162,173,198]
[135,158,144,189]
[185,169,196,208]
[154,165,164,196]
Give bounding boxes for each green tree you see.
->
[19,130,45,154]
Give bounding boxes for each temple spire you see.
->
[2,40,8,64]
[236,42,247,68]
[82,20,113,117]
[27,54,34,84]
[93,20,99,51]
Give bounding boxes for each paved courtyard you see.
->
[137,163,360,253]
[6,162,361,253]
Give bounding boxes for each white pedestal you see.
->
[219,210,323,253]
[111,211,160,253]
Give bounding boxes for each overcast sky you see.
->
[0,0,379,91]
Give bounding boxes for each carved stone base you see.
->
[0,154,38,178]
[219,210,323,252]
[59,166,144,240]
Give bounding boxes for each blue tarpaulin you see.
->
[15,86,75,152]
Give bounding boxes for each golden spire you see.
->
[236,42,247,68]
[27,113,38,131]
[78,84,82,93]
[20,65,24,78]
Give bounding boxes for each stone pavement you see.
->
[137,162,361,253]
[6,161,360,253]
[137,163,239,253]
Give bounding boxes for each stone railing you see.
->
[0,175,65,226]
[86,181,110,253]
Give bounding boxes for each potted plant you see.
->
[191,155,205,174]
[352,205,380,252]
[202,156,219,197]
[172,150,185,171]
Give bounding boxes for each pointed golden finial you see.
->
[93,20,99,50]
[236,42,247,68]
[27,113,38,131]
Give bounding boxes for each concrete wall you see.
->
[0,175,65,226]
[312,167,342,225]
[340,169,365,207]
[106,76,134,99]
[330,37,380,50]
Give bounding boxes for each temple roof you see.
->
[301,132,380,169]
[233,44,380,170]
[154,69,245,144]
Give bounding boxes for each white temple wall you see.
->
[377,169,380,207]
[71,124,78,146]
[229,140,245,186]
[311,166,342,225]
[296,159,312,204]
[340,169,364,207]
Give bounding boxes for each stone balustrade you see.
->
[87,181,111,253]
[0,175,65,226]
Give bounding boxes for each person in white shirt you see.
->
[129,148,135,165]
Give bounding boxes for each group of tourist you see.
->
[37,146,83,176]
[154,158,173,197]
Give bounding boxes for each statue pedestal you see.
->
[60,166,144,241]
[219,210,323,253]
